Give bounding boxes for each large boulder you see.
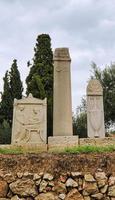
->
[9,179,38,197]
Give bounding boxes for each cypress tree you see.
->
[26,34,53,136]
[0,60,23,126]
[0,71,12,125]
[10,59,23,101]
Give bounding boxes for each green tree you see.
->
[0,60,23,126]
[27,74,45,98]
[73,97,87,138]
[9,59,23,123]
[0,120,11,144]
[26,34,53,136]
[91,62,115,128]
[10,59,23,101]
[0,71,12,125]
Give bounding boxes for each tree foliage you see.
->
[10,59,23,101]
[26,34,53,136]
[27,74,45,98]
[0,120,11,144]
[73,97,87,138]
[0,71,12,125]
[0,60,23,126]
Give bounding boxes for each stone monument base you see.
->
[79,137,115,147]
[48,136,78,151]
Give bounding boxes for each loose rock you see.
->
[35,192,57,200]
[43,173,53,181]
[0,180,8,198]
[65,188,84,200]
[66,178,78,187]
[9,179,38,197]
[108,185,115,197]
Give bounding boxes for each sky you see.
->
[0,0,115,112]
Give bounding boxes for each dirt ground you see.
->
[0,152,115,176]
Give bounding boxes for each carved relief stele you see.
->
[12,94,47,144]
[87,80,105,138]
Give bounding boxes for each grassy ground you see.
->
[0,146,23,154]
[0,145,115,154]
[65,145,115,153]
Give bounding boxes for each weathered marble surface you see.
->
[87,79,105,138]
[48,136,78,151]
[53,48,73,136]
[12,94,47,144]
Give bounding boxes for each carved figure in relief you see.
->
[88,96,103,137]
[15,105,44,143]
[87,79,105,138]
[12,94,47,144]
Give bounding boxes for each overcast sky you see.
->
[0,0,115,112]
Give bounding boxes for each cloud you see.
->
[0,0,115,111]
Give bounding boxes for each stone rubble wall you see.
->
[0,169,115,200]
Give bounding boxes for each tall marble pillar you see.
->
[87,79,105,138]
[53,48,73,136]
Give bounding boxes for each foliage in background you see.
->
[26,34,53,137]
[0,59,23,126]
[73,97,87,138]
[0,120,11,144]
[9,59,23,124]
[73,112,87,138]
[0,71,12,125]
[10,59,23,102]
[0,60,23,144]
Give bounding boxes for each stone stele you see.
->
[11,94,47,144]
[87,79,105,138]
[53,48,73,136]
